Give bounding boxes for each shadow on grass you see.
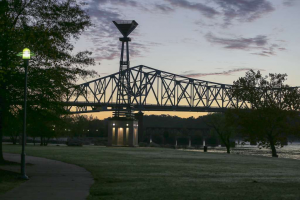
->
[0,160,33,166]
[0,169,26,195]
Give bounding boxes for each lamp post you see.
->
[17,48,34,180]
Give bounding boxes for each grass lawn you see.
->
[3,144,300,200]
[0,167,24,195]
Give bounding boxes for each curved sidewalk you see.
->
[0,153,94,200]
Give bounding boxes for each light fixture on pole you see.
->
[112,20,138,118]
[17,48,35,180]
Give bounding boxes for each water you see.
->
[184,143,300,160]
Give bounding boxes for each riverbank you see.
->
[183,144,300,160]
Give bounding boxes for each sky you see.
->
[73,0,300,119]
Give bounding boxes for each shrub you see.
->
[138,142,148,147]
[66,139,83,147]
[149,142,160,147]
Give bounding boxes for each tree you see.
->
[181,127,192,147]
[27,106,62,146]
[173,130,182,147]
[230,70,300,157]
[71,115,89,137]
[203,113,235,154]
[3,109,22,145]
[0,0,96,163]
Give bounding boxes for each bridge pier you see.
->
[107,119,139,147]
[134,112,144,143]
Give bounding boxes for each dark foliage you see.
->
[229,70,300,157]
[0,0,96,162]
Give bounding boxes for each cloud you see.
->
[87,0,142,8]
[283,0,297,6]
[213,0,274,25]
[205,33,285,57]
[91,40,162,62]
[93,46,119,61]
[79,0,151,61]
[278,48,287,51]
[155,4,175,13]
[91,42,143,61]
[165,0,274,26]
[206,33,268,49]
[181,68,256,78]
[165,0,219,18]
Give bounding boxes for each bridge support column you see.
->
[134,112,144,143]
[107,119,139,147]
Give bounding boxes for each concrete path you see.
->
[0,153,94,200]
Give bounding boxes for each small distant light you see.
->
[68,129,70,132]
[113,123,115,126]
[52,129,54,131]
[96,129,98,131]
[126,124,128,126]
[83,129,84,131]
[137,125,138,127]
[65,129,67,131]
[87,130,89,132]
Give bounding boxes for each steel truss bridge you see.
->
[65,65,297,114]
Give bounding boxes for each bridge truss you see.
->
[65,65,256,113]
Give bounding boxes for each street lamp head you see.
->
[23,48,30,59]
[17,48,35,60]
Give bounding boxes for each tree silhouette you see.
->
[229,70,300,157]
[203,113,235,153]
[0,0,96,163]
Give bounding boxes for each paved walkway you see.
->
[0,153,94,200]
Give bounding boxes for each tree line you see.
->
[4,114,107,146]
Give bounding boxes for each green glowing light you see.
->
[22,48,30,59]
[17,48,35,60]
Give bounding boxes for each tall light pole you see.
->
[17,48,34,180]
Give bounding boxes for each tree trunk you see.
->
[10,135,17,145]
[219,134,231,154]
[268,134,278,157]
[12,138,17,145]
[0,38,9,163]
[270,143,278,157]
[0,84,6,163]
[226,138,231,154]
[0,96,5,163]
[45,137,50,146]
[0,131,4,163]
[226,145,230,154]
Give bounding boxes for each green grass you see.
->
[3,144,300,200]
[0,168,24,195]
